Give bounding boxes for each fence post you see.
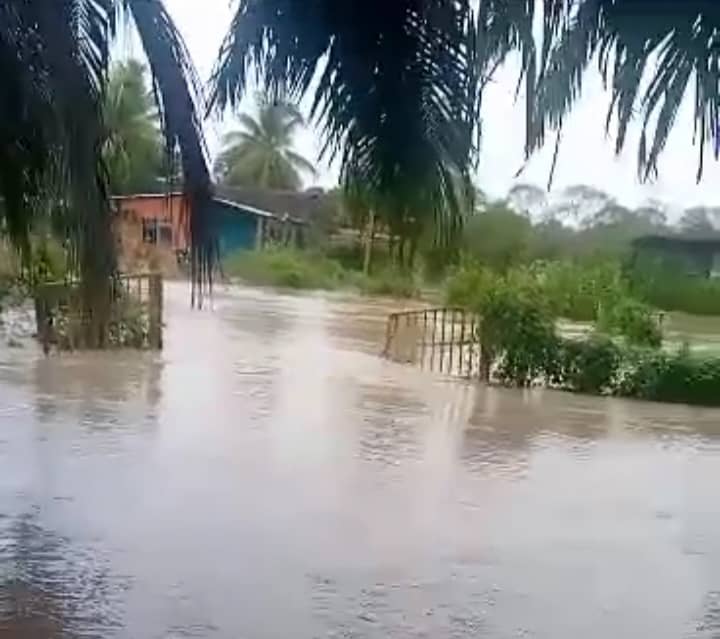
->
[458,310,466,377]
[148,273,163,349]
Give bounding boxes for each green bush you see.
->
[554,335,621,394]
[357,268,419,298]
[444,265,492,308]
[223,249,345,291]
[539,259,625,321]
[631,259,720,316]
[598,297,662,347]
[472,275,557,386]
[614,348,720,406]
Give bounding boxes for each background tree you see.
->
[104,60,164,194]
[210,1,476,252]
[1,0,212,313]
[463,201,533,272]
[679,207,720,234]
[214,98,316,190]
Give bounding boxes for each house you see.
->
[631,234,720,279]
[113,189,312,274]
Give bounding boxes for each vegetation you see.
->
[447,270,720,406]
[214,97,316,190]
[224,249,345,291]
[2,0,213,322]
[223,247,419,298]
[104,60,165,194]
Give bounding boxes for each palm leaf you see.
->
[485,1,720,183]
[210,0,477,246]
[123,0,213,300]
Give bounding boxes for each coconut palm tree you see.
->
[1,0,211,303]
[214,98,316,190]
[210,0,720,241]
[104,60,164,195]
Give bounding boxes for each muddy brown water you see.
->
[2,283,720,638]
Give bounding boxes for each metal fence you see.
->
[382,307,482,378]
[35,272,163,352]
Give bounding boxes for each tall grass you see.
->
[224,248,346,291]
[223,248,421,298]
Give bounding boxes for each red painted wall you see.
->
[113,193,189,251]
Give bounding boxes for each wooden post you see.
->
[440,308,446,373]
[448,309,456,375]
[148,273,163,349]
[420,310,428,370]
[430,309,438,372]
[363,209,375,275]
[383,314,395,357]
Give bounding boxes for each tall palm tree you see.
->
[1,0,211,302]
[210,0,720,241]
[214,99,316,190]
[104,60,164,195]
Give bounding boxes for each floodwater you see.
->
[2,284,720,638]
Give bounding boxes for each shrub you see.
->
[51,293,150,350]
[538,259,625,321]
[554,335,621,394]
[631,259,720,316]
[358,268,419,298]
[478,279,558,387]
[615,349,720,406]
[223,248,345,291]
[444,265,492,308]
[598,297,662,347]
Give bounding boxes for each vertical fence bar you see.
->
[420,310,428,370]
[148,273,163,349]
[468,315,477,378]
[383,313,394,357]
[405,312,412,362]
[412,312,419,364]
[459,310,466,378]
[448,309,455,375]
[430,309,438,372]
[440,308,446,373]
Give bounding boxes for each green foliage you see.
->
[598,298,662,348]
[445,265,493,308]
[631,260,720,316]
[481,287,558,387]
[107,297,151,349]
[615,349,720,406]
[555,336,621,394]
[540,260,624,321]
[214,97,315,190]
[223,248,344,290]
[210,1,475,248]
[104,60,164,195]
[463,203,532,272]
[446,267,554,386]
[357,268,419,299]
[30,236,68,284]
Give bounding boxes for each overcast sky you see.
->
[132,1,720,214]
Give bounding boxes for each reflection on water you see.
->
[1,282,720,637]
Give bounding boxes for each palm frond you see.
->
[485,0,720,183]
[285,150,317,178]
[210,0,477,245]
[124,0,213,299]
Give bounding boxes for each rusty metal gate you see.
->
[382,307,482,378]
